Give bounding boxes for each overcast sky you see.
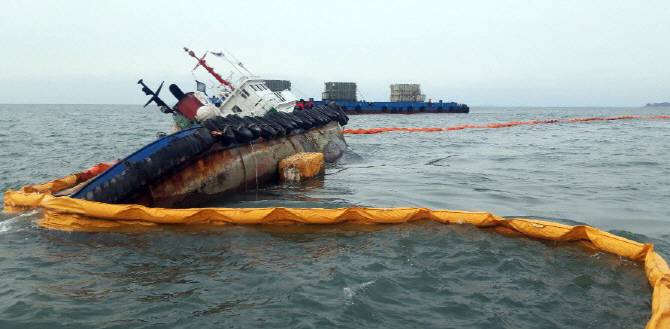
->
[1,0,668,106]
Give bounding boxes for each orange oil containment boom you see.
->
[343,116,670,135]
[3,167,670,328]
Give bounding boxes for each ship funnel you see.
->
[169,84,186,101]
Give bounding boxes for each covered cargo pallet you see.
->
[390,83,426,102]
[264,79,291,92]
[323,82,357,102]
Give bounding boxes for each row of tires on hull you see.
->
[71,127,216,204]
[201,102,349,146]
[70,102,348,205]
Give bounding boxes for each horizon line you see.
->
[0,103,656,108]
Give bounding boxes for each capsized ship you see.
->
[62,48,349,208]
[311,82,468,114]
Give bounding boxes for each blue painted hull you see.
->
[312,101,469,114]
[70,127,214,203]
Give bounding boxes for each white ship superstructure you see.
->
[185,48,299,122]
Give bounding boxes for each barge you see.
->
[312,82,468,114]
[311,100,468,114]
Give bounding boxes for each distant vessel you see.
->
[644,102,670,108]
[312,82,468,114]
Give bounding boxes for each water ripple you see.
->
[0,106,668,327]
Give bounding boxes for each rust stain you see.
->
[145,122,345,208]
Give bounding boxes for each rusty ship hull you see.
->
[133,122,347,208]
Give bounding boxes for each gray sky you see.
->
[1,0,668,106]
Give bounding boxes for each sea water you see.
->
[0,105,668,327]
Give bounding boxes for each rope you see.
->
[357,87,367,102]
[291,86,309,99]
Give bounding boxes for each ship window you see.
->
[274,92,286,102]
[250,85,258,91]
[232,105,242,113]
[259,84,266,90]
[241,89,250,99]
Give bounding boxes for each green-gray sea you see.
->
[1,105,669,328]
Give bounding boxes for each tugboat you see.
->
[65,48,349,208]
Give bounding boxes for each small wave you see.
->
[505,216,588,227]
[341,281,375,305]
[0,210,39,233]
[0,220,10,233]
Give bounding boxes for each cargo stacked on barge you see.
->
[312,82,468,114]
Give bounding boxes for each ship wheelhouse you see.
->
[183,48,302,122]
[215,77,297,117]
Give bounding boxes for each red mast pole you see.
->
[183,47,235,91]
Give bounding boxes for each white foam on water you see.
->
[0,210,39,233]
[341,281,375,305]
[0,220,10,233]
[341,287,354,304]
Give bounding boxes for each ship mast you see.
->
[184,47,235,91]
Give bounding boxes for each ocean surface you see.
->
[1,105,669,328]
